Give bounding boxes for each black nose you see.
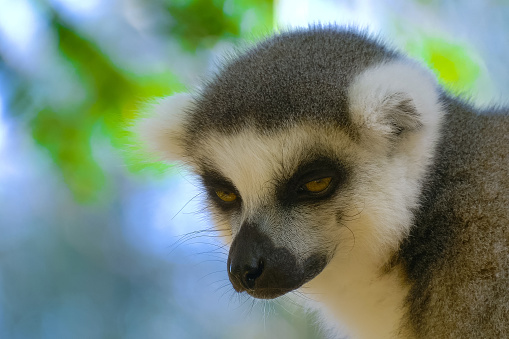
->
[227,222,330,299]
[227,222,303,299]
[228,257,265,290]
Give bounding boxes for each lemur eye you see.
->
[303,177,332,193]
[216,190,237,202]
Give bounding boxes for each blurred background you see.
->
[0,0,508,338]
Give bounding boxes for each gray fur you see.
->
[398,97,509,337]
[181,26,398,150]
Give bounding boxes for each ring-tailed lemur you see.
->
[135,26,509,338]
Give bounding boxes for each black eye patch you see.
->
[199,169,241,211]
[277,157,348,206]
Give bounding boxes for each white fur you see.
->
[349,60,444,181]
[133,93,193,161]
[304,258,410,339]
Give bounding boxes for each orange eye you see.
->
[304,177,332,193]
[215,190,237,202]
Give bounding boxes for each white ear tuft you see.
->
[348,60,442,147]
[133,93,194,162]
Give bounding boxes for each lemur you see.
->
[135,26,509,338]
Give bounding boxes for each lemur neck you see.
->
[303,254,411,339]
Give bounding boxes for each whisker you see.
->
[342,199,365,221]
[277,295,304,313]
[198,270,226,281]
[168,228,229,253]
[171,192,204,220]
[217,283,234,299]
[193,259,226,267]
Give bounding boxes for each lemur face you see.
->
[192,126,358,299]
[135,28,443,300]
[183,112,430,298]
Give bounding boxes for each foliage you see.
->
[406,36,480,97]
[7,0,273,202]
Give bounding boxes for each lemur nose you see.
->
[229,257,265,290]
[227,221,301,299]
[227,223,271,292]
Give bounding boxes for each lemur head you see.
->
[136,27,443,299]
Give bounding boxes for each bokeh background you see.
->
[0,0,508,338]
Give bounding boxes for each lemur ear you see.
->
[133,93,194,162]
[348,60,441,148]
